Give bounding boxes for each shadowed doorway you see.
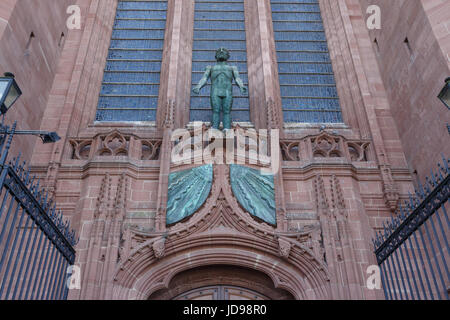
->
[148,265,295,300]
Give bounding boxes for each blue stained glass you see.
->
[194,30,246,40]
[114,19,167,29]
[193,49,247,61]
[193,40,247,51]
[112,29,166,39]
[118,1,168,10]
[195,2,244,11]
[274,41,329,51]
[190,0,250,123]
[110,39,164,49]
[276,51,331,62]
[107,49,163,60]
[195,20,245,29]
[116,10,167,19]
[273,21,324,31]
[98,96,158,109]
[96,0,168,122]
[272,12,322,21]
[103,71,162,83]
[271,3,320,11]
[271,0,343,123]
[280,85,339,97]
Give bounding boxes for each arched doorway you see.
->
[148,265,295,300]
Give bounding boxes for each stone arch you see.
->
[112,231,331,300]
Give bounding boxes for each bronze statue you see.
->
[192,48,247,130]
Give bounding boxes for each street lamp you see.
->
[438,77,450,110]
[0,128,61,144]
[437,77,450,134]
[0,73,22,115]
[0,72,60,145]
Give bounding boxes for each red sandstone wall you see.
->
[0,0,72,161]
[359,0,450,183]
[22,0,419,300]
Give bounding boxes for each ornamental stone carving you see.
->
[277,237,291,259]
[152,237,166,259]
[281,131,371,163]
[69,130,162,161]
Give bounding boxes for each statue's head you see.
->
[215,47,230,62]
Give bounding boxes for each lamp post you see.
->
[0,72,61,153]
[438,77,450,134]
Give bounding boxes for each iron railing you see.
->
[373,156,449,300]
[0,123,77,300]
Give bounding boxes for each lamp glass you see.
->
[438,82,450,109]
[3,82,20,109]
[0,79,9,102]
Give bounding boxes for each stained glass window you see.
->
[271,0,343,123]
[95,0,168,122]
[190,0,250,123]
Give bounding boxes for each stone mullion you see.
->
[244,0,264,129]
[257,0,282,130]
[157,0,182,128]
[157,0,195,129]
[263,0,282,130]
[177,0,195,128]
[156,0,175,128]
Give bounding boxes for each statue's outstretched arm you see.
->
[193,66,211,94]
[232,66,248,95]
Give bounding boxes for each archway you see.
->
[148,265,295,300]
[112,229,331,300]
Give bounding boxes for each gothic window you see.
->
[190,0,250,123]
[271,0,343,123]
[95,0,168,122]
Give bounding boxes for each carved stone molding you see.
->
[381,166,400,212]
[266,98,281,130]
[69,130,162,161]
[152,237,166,259]
[281,131,371,163]
[330,175,347,219]
[163,99,176,129]
[277,237,292,259]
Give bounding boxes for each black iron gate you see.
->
[0,125,77,300]
[373,156,449,300]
